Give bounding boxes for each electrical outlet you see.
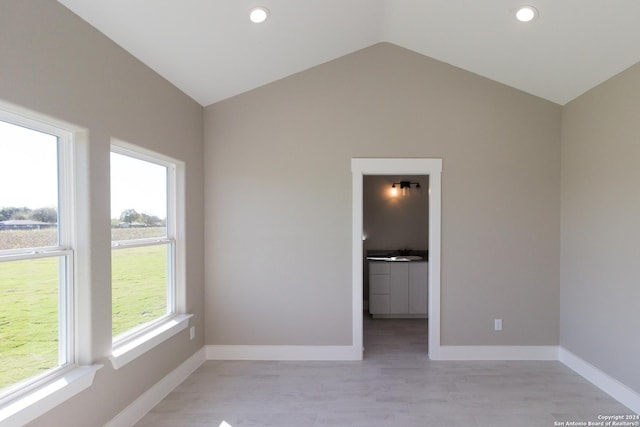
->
[189,326,195,340]
[494,319,503,331]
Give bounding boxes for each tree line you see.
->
[0,207,57,223]
[112,209,165,228]
[1,207,164,228]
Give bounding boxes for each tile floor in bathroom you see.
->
[135,316,632,427]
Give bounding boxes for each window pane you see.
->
[112,245,169,337]
[0,257,63,390]
[0,121,59,250]
[111,152,167,241]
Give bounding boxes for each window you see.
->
[0,111,75,399]
[110,142,187,358]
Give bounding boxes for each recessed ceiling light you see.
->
[515,5,538,22]
[249,6,269,24]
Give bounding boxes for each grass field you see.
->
[0,257,59,389]
[112,245,167,337]
[0,228,57,250]
[0,228,166,390]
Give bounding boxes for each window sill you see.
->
[110,314,193,370]
[0,364,103,426]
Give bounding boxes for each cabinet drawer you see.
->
[370,274,389,294]
[369,262,389,275]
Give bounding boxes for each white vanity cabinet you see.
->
[368,261,428,318]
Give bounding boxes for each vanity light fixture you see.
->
[391,181,421,197]
[515,5,538,22]
[249,6,270,23]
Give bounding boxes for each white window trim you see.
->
[0,364,102,426]
[0,100,101,426]
[109,140,190,369]
[109,313,192,369]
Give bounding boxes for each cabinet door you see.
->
[389,263,409,314]
[409,262,428,314]
[369,274,389,294]
[369,294,389,314]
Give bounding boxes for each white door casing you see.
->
[351,158,442,359]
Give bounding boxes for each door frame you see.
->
[351,158,442,359]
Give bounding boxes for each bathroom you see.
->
[362,175,430,351]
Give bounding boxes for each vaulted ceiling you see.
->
[58,0,640,107]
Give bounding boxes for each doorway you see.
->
[362,174,429,315]
[351,158,442,360]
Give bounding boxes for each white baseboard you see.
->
[105,348,206,427]
[559,347,640,414]
[206,344,558,362]
[206,345,361,361]
[433,345,559,360]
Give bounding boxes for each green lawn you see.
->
[0,257,59,389]
[0,229,167,390]
[112,245,168,337]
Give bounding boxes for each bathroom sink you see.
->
[367,255,423,262]
[389,255,423,261]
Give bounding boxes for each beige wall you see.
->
[1,1,204,426]
[204,42,562,347]
[561,63,640,393]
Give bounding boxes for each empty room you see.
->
[0,1,639,426]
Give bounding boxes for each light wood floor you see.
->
[136,316,631,426]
